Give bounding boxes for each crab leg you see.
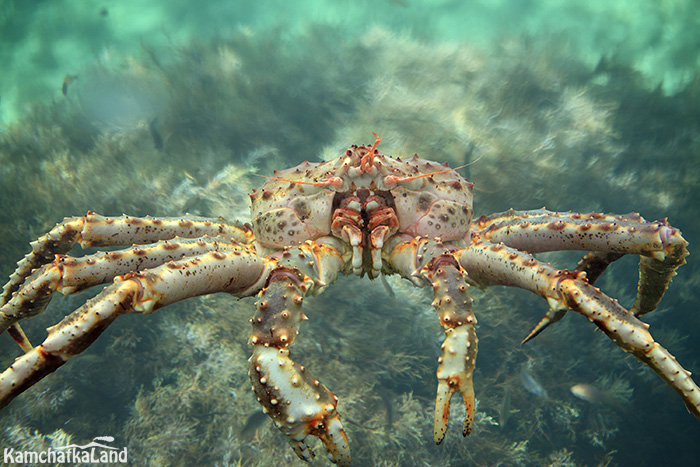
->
[475,209,646,251]
[571,251,624,283]
[387,237,477,443]
[0,247,272,409]
[0,238,249,335]
[248,241,350,466]
[475,209,688,328]
[519,251,625,344]
[2,212,253,350]
[2,212,253,306]
[459,240,700,420]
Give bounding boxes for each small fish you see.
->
[570,383,618,406]
[520,367,548,398]
[499,386,511,429]
[62,75,78,96]
[149,117,164,152]
[240,410,269,440]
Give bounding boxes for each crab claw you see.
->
[434,325,478,443]
[289,410,349,466]
[249,346,351,466]
[423,255,479,443]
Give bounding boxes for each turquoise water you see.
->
[2,0,698,124]
[1,1,699,466]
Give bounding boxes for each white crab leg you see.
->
[475,209,683,256]
[459,240,700,420]
[0,247,273,409]
[2,212,253,306]
[0,238,250,334]
[248,241,350,466]
[475,209,688,318]
[2,212,254,351]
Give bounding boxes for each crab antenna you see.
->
[252,173,340,187]
[391,164,468,183]
[389,154,483,184]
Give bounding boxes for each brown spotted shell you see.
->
[249,143,474,248]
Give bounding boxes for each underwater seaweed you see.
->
[0,21,699,467]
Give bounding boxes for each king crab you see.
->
[0,134,698,465]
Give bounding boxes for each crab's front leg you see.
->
[249,240,350,466]
[387,236,477,443]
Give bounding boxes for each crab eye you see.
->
[383,175,399,186]
[323,177,343,188]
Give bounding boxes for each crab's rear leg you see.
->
[3,212,253,304]
[387,237,477,442]
[520,251,624,344]
[0,247,271,409]
[248,240,350,465]
[475,209,688,338]
[2,212,253,350]
[0,237,240,336]
[460,241,700,419]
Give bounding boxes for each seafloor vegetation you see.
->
[1,24,699,467]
